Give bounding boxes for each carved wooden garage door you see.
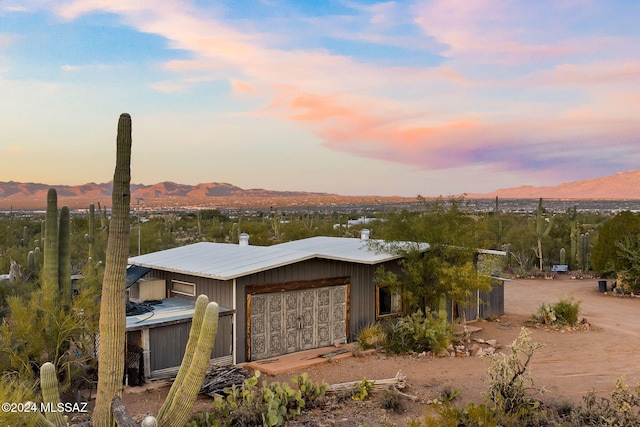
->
[250,285,347,360]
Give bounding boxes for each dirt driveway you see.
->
[277,277,640,425]
[120,278,640,425]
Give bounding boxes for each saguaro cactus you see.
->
[87,202,96,260]
[36,362,67,427]
[93,113,132,427]
[534,198,553,271]
[42,189,59,302]
[58,206,71,306]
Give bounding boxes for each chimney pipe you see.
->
[239,233,250,246]
[360,229,370,241]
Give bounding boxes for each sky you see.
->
[1,1,639,197]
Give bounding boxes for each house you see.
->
[125,231,504,381]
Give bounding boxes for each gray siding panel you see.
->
[148,313,233,373]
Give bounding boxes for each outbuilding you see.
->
[125,231,504,381]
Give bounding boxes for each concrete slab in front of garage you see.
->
[242,344,360,376]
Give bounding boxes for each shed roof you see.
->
[128,236,429,281]
[128,241,315,281]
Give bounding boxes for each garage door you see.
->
[249,285,347,361]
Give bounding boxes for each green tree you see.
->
[591,211,640,277]
[376,197,491,313]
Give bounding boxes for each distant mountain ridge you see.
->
[0,181,334,203]
[468,170,640,199]
[0,181,412,209]
[2,169,640,209]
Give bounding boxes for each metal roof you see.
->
[128,241,315,281]
[128,237,429,281]
[272,236,429,264]
[125,297,232,331]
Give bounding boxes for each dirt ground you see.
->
[114,277,640,426]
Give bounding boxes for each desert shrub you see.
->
[486,327,544,417]
[187,370,328,427]
[382,310,452,354]
[376,389,404,413]
[570,378,640,426]
[533,299,580,326]
[356,323,386,350]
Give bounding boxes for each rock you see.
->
[485,339,497,347]
[436,348,450,358]
[473,338,485,344]
[469,344,483,356]
[485,347,496,355]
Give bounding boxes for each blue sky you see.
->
[1,1,639,197]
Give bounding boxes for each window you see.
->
[376,285,402,319]
[171,280,196,297]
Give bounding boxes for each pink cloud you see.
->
[50,0,640,183]
[531,61,640,87]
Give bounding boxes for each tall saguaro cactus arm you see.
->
[534,198,553,271]
[157,294,209,420]
[43,188,59,302]
[93,113,132,427]
[58,206,72,306]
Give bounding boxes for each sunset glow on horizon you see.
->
[1,1,639,197]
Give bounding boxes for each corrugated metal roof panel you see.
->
[128,241,315,280]
[128,237,430,280]
[272,236,422,264]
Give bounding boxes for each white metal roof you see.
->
[128,236,429,280]
[128,241,315,281]
[272,236,428,264]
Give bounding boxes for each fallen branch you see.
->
[327,371,407,393]
[391,385,419,401]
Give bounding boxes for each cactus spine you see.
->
[42,189,59,302]
[93,113,132,427]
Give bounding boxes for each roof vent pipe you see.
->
[239,233,250,246]
[360,229,370,241]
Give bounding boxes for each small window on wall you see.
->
[172,280,196,297]
[376,285,402,319]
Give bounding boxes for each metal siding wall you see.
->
[480,281,505,319]
[214,314,233,358]
[148,314,233,372]
[149,322,190,372]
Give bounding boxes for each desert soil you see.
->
[113,277,640,426]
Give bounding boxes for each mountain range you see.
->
[1,169,639,209]
[467,169,640,199]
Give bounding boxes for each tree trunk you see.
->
[93,114,132,427]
